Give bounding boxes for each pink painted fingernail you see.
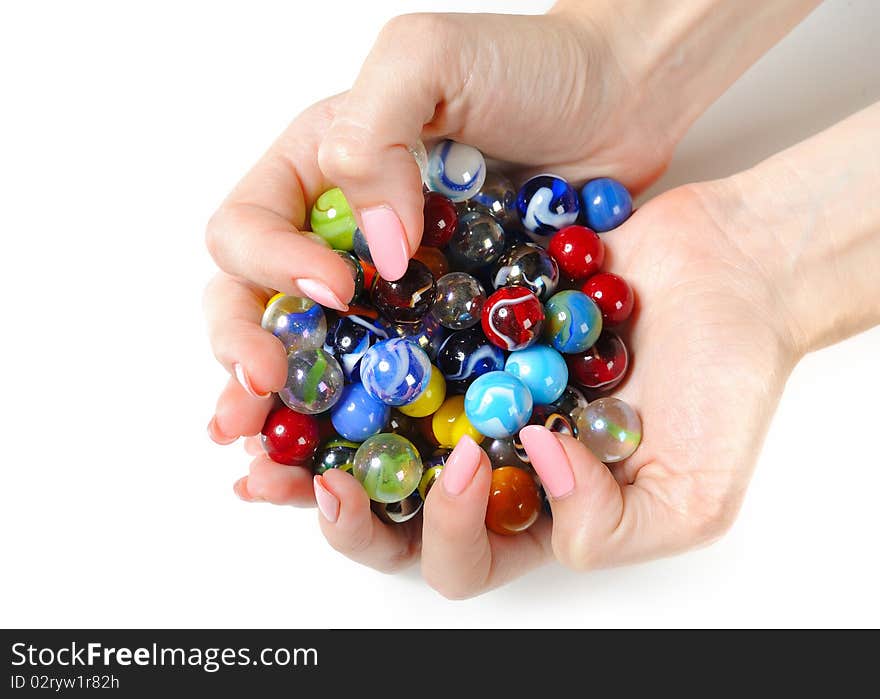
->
[207,417,237,445]
[296,278,349,312]
[313,475,340,523]
[233,362,270,399]
[359,205,409,281]
[519,425,575,498]
[442,434,481,496]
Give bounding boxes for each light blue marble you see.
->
[425,140,487,202]
[464,371,533,439]
[504,345,568,405]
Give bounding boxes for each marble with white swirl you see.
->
[359,337,431,406]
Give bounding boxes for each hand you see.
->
[204,7,685,470]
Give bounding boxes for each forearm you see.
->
[553,0,821,144]
[723,101,880,354]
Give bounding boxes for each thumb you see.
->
[317,14,469,280]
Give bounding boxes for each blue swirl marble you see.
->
[331,382,391,442]
[464,371,533,439]
[379,315,448,362]
[426,140,487,202]
[436,327,506,393]
[261,295,327,353]
[504,345,568,405]
[360,338,431,406]
[543,290,603,354]
[581,177,632,232]
[324,315,388,380]
[516,175,580,236]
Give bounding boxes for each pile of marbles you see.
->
[259,139,642,536]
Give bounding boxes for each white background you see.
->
[1,0,878,628]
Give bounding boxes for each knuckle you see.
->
[552,529,598,573]
[317,133,374,184]
[204,206,232,267]
[677,472,742,546]
[379,13,453,48]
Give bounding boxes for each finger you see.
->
[205,97,354,309]
[520,426,699,570]
[318,15,471,279]
[209,376,274,444]
[314,470,420,573]
[420,436,552,599]
[238,454,315,507]
[243,436,263,457]
[204,272,289,397]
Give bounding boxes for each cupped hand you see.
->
[205,9,681,472]
[299,181,801,598]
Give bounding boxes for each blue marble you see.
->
[436,327,506,394]
[425,140,487,202]
[516,175,580,236]
[464,371,533,439]
[379,314,447,361]
[581,177,632,232]
[359,338,431,406]
[324,314,388,380]
[504,345,569,405]
[330,382,391,442]
[543,290,603,354]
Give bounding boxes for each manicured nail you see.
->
[296,278,349,312]
[359,205,409,281]
[313,475,340,523]
[442,434,481,496]
[233,362,270,399]
[519,425,575,498]
[207,417,237,445]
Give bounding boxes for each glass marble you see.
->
[576,396,642,463]
[359,338,431,406]
[379,314,447,361]
[551,384,589,420]
[413,245,450,280]
[418,449,450,499]
[485,466,542,536]
[466,170,517,225]
[516,175,580,237]
[425,139,487,202]
[397,364,446,418]
[422,191,458,248]
[409,139,429,181]
[324,315,389,381]
[334,250,364,302]
[491,243,560,301]
[446,210,506,272]
[581,177,633,232]
[504,345,568,405]
[567,331,629,392]
[528,404,577,438]
[330,382,391,442]
[548,225,605,280]
[372,259,437,324]
[313,438,359,476]
[436,327,505,394]
[310,187,357,250]
[280,348,345,415]
[261,295,327,354]
[432,272,486,330]
[372,491,423,524]
[352,226,373,264]
[543,290,603,354]
[353,433,423,503]
[582,272,634,326]
[431,395,484,448]
[260,405,320,466]
[481,286,545,351]
[484,438,530,470]
[464,371,533,440]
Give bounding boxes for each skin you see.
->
[204,3,879,597]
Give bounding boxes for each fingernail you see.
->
[519,425,575,498]
[296,278,349,312]
[233,476,266,503]
[233,362,271,399]
[442,434,481,496]
[313,475,340,523]
[208,417,237,445]
[359,205,409,281]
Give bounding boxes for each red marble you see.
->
[481,286,545,351]
[566,330,629,391]
[548,225,605,280]
[422,192,458,248]
[261,406,320,466]
[582,272,634,326]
